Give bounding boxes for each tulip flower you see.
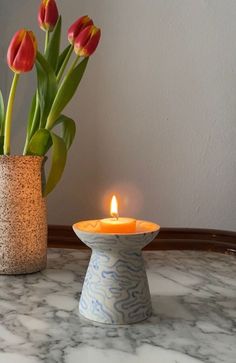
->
[68,16,93,45]
[38,0,59,32]
[7,29,37,73]
[57,15,93,82]
[74,25,101,57]
[4,29,37,155]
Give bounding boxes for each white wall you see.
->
[0,0,236,230]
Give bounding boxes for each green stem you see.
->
[44,30,49,53]
[23,93,40,155]
[56,45,73,83]
[67,56,80,76]
[4,73,20,155]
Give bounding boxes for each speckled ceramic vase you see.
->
[0,156,47,275]
[73,220,160,325]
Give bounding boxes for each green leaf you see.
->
[26,92,41,140]
[26,93,37,136]
[0,90,5,135]
[0,135,4,154]
[43,132,67,196]
[47,57,89,129]
[56,45,71,75]
[36,51,57,128]
[26,128,52,156]
[54,114,76,150]
[45,16,62,70]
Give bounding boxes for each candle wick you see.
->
[111,213,119,221]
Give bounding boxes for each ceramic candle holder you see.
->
[73,220,160,325]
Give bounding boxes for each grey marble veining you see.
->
[0,249,235,363]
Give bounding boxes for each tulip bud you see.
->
[38,0,59,32]
[68,15,93,45]
[74,25,101,57]
[7,29,37,73]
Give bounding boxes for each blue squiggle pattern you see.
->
[79,243,156,323]
[73,221,160,324]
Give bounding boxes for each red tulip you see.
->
[7,29,37,73]
[74,25,101,57]
[38,0,59,32]
[68,15,93,44]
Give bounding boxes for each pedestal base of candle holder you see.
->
[73,219,160,325]
[79,249,152,324]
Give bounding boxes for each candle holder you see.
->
[73,220,160,325]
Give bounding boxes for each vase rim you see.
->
[0,155,45,159]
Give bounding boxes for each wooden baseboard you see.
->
[48,225,236,253]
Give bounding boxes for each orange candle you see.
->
[100,195,136,233]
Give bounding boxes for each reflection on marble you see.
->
[0,249,235,363]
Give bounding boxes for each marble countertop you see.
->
[0,249,235,363]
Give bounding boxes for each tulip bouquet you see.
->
[0,0,101,195]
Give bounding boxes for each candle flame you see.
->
[110,195,119,219]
